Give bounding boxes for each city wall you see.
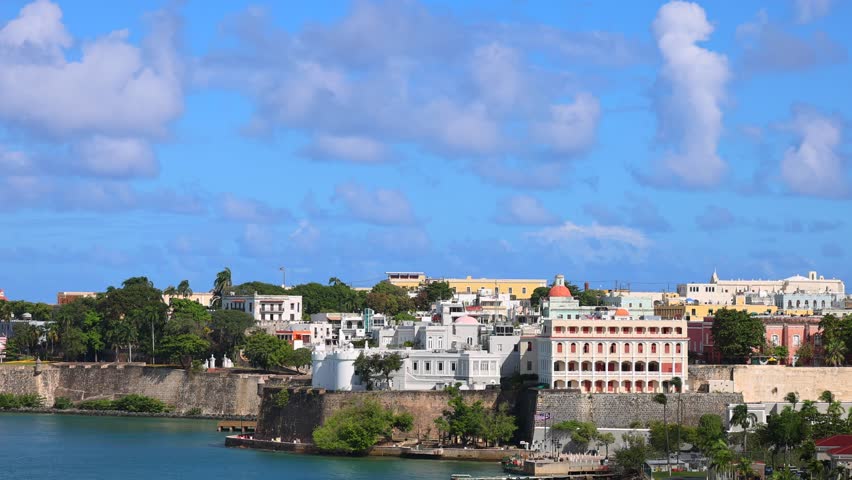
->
[689,365,852,403]
[0,363,273,416]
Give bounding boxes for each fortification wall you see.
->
[0,364,269,416]
[689,365,852,403]
[255,388,515,443]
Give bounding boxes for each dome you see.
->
[454,315,479,325]
[549,285,572,298]
[615,308,630,316]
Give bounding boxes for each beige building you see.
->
[385,272,427,290]
[386,272,546,299]
[678,270,845,305]
[163,292,215,307]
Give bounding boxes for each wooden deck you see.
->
[216,420,257,433]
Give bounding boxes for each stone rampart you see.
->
[0,363,271,416]
[689,365,852,403]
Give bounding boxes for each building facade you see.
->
[56,291,97,305]
[385,272,427,290]
[677,270,845,305]
[687,316,822,365]
[222,293,303,323]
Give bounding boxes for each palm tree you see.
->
[784,391,799,409]
[820,390,835,403]
[707,439,734,480]
[213,267,232,308]
[654,393,671,475]
[177,280,192,298]
[731,404,758,456]
[163,285,177,297]
[826,340,847,366]
[671,377,683,467]
[597,431,615,458]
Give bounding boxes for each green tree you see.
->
[711,308,766,363]
[312,399,412,454]
[60,327,87,361]
[695,414,726,454]
[354,353,403,390]
[286,348,313,374]
[242,331,291,371]
[653,393,671,474]
[482,403,517,447]
[209,309,255,356]
[530,287,550,309]
[784,391,799,408]
[825,339,847,366]
[176,280,192,298]
[730,404,758,456]
[795,341,815,366]
[165,299,211,337]
[553,420,598,452]
[212,267,232,308]
[424,281,454,303]
[614,433,652,477]
[597,431,616,458]
[159,333,210,369]
[231,281,286,295]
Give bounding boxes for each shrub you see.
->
[77,399,115,411]
[112,394,171,413]
[0,393,44,409]
[53,397,74,410]
[185,407,203,416]
[312,399,412,454]
[274,390,290,408]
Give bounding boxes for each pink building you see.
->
[0,289,6,301]
[687,316,822,365]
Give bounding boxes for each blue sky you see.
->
[1,0,851,302]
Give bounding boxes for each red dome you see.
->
[549,285,572,298]
[615,308,630,316]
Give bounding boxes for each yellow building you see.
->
[655,303,778,321]
[443,276,546,299]
[386,272,427,291]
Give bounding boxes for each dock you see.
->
[217,420,257,433]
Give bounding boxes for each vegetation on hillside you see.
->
[312,399,413,454]
[433,386,517,447]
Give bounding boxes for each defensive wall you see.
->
[689,365,852,403]
[0,363,280,416]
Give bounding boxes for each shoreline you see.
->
[0,407,256,421]
[224,435,523,462]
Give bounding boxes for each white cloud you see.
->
[219,193,291,223]
[781,107,847,197]
[301,134,390,164]
[0,0,71,60]
[531,93,600,156]
[332,182,416,226]
[495,195,559,226]
[794,0,834,23]
[526,221,650,262]
[650,1,729,187]
[73,136,157,178]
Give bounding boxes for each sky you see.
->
[1,0,851,302]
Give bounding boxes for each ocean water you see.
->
[0,414,503,480]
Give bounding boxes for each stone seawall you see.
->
[256,387,516,443]
[689,365,852,403]
[0,364,273,416]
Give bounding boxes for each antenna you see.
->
[279,266,286,288]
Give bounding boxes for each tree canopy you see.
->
[312,399,413,454]
[711,308,766,363]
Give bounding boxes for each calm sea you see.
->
[0,414,503,480]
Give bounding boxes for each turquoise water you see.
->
[0,414,503,479]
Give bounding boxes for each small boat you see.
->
[449,475,472,479]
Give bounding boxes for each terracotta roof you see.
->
[615,308,630,316]
[828,445,852,456]
[454,315,479,325]
[817,435,852,447]
[549,285,572,298]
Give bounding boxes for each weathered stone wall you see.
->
[0,364,271,416]
[255,387,516,443]
[689,365,852,403]
[519,390,743,443]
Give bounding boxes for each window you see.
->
[610,343,616,354]
[570,343,577,353]
[638,344,644,353]
[290,314,295,321]
[527,341,533,351]
[509,287,513,294]
[664,343,671,354]
[425,362,431,372]
[771,335,779,346]
[651,343,657,354]
[597,343,604,354]
[557,343,563,353]
[526,361,532,371]
[451,362,456,372]
[676,343,682,353]
[438,361,444,372]
[624,343,630,353]
[413,361,419,371]
[793,335,801,347]
[522,287,527,294]
[466,287,471,293]
[583,343,590,354]
[290,302,294,310]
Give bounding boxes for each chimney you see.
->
[584,282,590,291]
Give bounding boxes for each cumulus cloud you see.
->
[494,195,559,226]
[780,106,847,197]
[332,182,417,226]
[695,206,737,231]
[794,0,834,23]
[0,0,183,179]
[219,193,291,223]
[647,1,730,187]
[737,10,846,74]
[526,221,650,262]
[198,1,617,183]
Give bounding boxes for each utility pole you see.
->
[279,266,286,288]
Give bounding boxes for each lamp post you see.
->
[279,266,286,288]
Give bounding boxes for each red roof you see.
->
[828,444,852,456]
[615,308,630,316]
[817,435,852,447]
[549,285,572,298]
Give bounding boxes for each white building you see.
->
[677,270,845,305]
[222,293,303,324]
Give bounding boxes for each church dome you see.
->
[615,308,630,316]
[549,285,572,298]
[454,315,479,325]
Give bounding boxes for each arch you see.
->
[621,380,632,393]
[796,300,801,308]
[583,343,591,354]
[648,380,659,392]
[568,361,578,371]
[609,343,617,354]
[557,343,564,353]
[635,380,645,393]
[634,361,646,372]
[554,380,566,389]
[788,300,793,308]
[822,300,827,308]
[607,380,618,393]
[597,343,604,354]
[638,343,644,354]
[675,327,683,334]
[607,361,618,372]
[554,360,566,372]
[651,343,658,354]
[581,380,592,393]
[594,380,605,393]
[676,343,682,354]
[805,300,810,307]
[581,361,592,372]
[595,361,606,372]
[570,343,577,353]
[664,343,671,354]
[648,361,660,372]
[624,343,631,354]
[568,380,579,389]
[621,361,632,372]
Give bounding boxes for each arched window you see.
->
[570,343,577,353]
[583,343,590,354]
[557,343,563,353]
[676,343,682,354]
[664,343,671,354]
[597,343,604,354]
[788,300,793,308]
[651,343,657,354]
[638,343,644,353]
[527,341,533,351]
[609,343,617,354]
[624,343,631,353]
